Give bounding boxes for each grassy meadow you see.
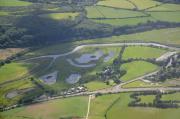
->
[122,46,167,60]
[121,61,159,81]
[1,96,88,119]
[86,6,146,18]
[40,12,79,20]
[0,0,32,7]
[0,79,35,106]
[88,93,180,119]
[97,0,136,9]
[0,63,34,84]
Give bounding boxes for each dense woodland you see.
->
[0,0,180,49]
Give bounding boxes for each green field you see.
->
[40,12,79,20]
[89,93,180,119]
[0,11,9,16]
[0,63,34,84]
[85,80,115,91]
[122,46,167,60]
[0,0,32,6]
[89,93,120,119]
[147,3,180,11]
[89,0,180,26]
[92,16,155,26]
[97,0,136,9]
[0,79,35,106]
[97,27,180,46]
[86,6,146,18]
[139,95,155,103]
[130,0,161,10]
[22,27,180,58]
[161,92,180,101]
[149,11,180,23]
[1,96,88,119]
[122,80,162,88]
[121,61,158,81]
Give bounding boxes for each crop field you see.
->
[122,46,167,60]
[1,96,88,119]
[121,61,158,81]
[88,93,180,119]
[40,12,79,21]
[0,0,32,7]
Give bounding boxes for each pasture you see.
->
[0,63,33,84]
[0,79,35,106]
[122,46,167,60]
[0,0,32,6]
[92,16,155,26]
[147,3,180,11]
[89,0,180,26]
[21,27,180,58]
[40,12,79,20]
[139,95,155,103]
[161,92,180,101]
[97,0,136,9]
[121,61,159,81]
[122,80,162,88]
[149,11,180,23]
[86,6,146,18]
[0,11,9,16]
[89,93,180,119]
[1,96,88,119]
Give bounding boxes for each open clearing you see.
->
[1,96,88,119]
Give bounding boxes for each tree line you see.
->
[128,91,180,108]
